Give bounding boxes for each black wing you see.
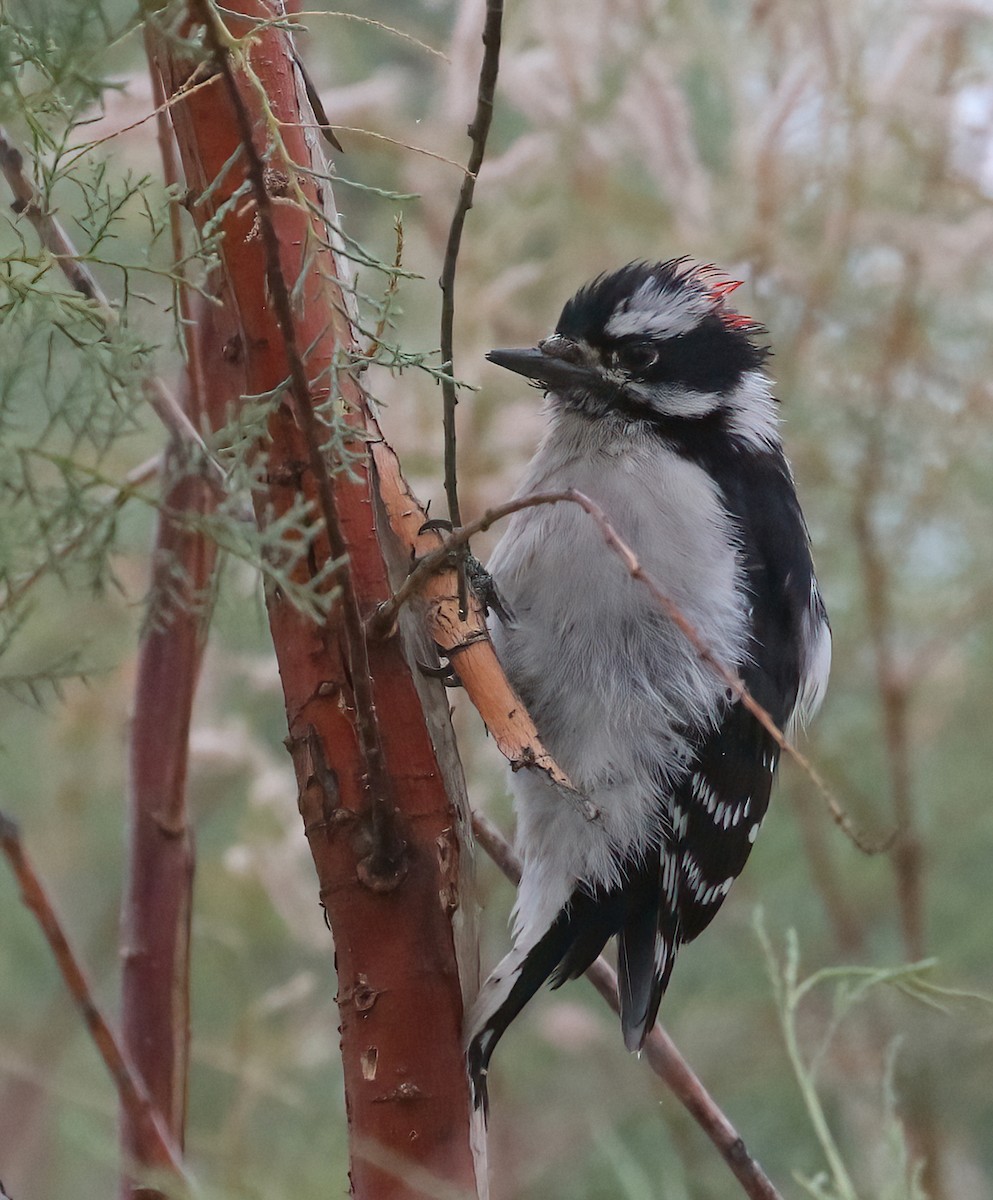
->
[672,441,818,941]
[618,440,821,1040]
[671,698,780,943]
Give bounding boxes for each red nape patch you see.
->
[707,277,755,330]
[677,262,757,332]
[709,278,743,301]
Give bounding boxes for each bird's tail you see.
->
[617,906,679,1051]
[466,900,612,1116]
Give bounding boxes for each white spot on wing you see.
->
[692,773,720,815]
[681,850,705,897]
[662,849,678,904]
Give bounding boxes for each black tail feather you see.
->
[617,905,679,1051]
[467,859,671,1112]
[617,905,662,1051]
[467,905,597,1115]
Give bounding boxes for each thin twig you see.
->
[261,10,450,62]
[0,125,224,480]
[313,126,470,172]
[195,0,405,881]
[0,453,161,614]
[0,811,189,1184]
[0,127,110,306]
[383,488,882,852]
[61,67,220,167]
[470,811,784,1200]
[439,0,504,613]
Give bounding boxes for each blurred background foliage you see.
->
[1,0,992,1197]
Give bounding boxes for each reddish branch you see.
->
[120,290,241,1197]
[120,453,205,1192]
[119,35,245,1191]
[0,812,187,1182]
[148,3,480,1195]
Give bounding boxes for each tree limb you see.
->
[0,811,189,1185]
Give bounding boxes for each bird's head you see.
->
[487,259,776,447]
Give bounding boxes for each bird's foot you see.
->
[417,520,516,624]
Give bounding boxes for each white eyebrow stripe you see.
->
[605,279,712,338]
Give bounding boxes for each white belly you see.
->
[487,412,748,927]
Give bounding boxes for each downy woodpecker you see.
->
[466,259,831,1110]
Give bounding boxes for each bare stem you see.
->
[439,0,504,611]
[0,811,189,1184]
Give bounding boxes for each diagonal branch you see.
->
[369,434,594,818]
[0,811,189,1185]
[0,125,223,479]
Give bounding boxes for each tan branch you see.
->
[369,437,596,820]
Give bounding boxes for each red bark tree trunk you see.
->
[146,4,482,1196]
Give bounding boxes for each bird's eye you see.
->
[614,345,659,374]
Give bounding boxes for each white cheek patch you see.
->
[606,278,712,339]
[624,381,719,419]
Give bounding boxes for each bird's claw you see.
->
[416,655,463,688]
[416,519,516,624]
[464,554,516,625]
[418,517,454,536]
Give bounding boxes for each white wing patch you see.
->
[691,772,719,814]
